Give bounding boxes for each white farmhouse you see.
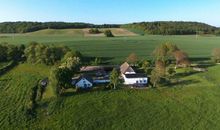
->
[72,76,93,89]
[122,74,148,85]
[120,62,148,86]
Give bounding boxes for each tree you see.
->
[212,48,220,63]
[150,69,161,88]
[109,68,120,89]
[141,60,151,74]
[50,67,73,96]
[126,53,138,66]
[60,57,81,72]
[173,50,191,67]
[24,42,71,65]
[155,60,166,77]
[153,44,169,62]
[104,30,114,37]
[153,43,179,63]
[91,57,102,66]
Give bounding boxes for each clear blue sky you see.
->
[0,0,219,26]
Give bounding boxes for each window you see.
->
[136,81,138,83]
[140,80,142,83]
[144,80,147,83]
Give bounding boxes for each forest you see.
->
[122,21,218,35]
[0,22,120,33]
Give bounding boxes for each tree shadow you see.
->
[175,71,200,79]
[167,79,200,87]
[189,57,210,62]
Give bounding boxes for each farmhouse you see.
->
[72,75,110,88]
[120,62,148,86]
[72,76,93,89]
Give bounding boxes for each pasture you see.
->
[0,29,220,63]
[1,63,220,129]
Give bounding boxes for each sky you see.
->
[0,0,219,26]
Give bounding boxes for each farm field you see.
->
[1,63,220,129]
[0,29,220,63]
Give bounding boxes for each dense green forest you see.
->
[0,21,219,35]
[122,21,218,35]
[0,22,120,33]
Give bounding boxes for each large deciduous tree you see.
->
[212,48,220,63]
[173,50,191,67]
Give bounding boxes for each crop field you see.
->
[0,29,219,63]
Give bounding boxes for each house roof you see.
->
[80,66,104,72]
[73,75,93,84]
[124,73,147,79]
[120,62,135,74]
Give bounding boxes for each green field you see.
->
[0,29,220,63]
[1,63,220,129]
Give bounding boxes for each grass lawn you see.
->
[0,63,218,129]
[31,65,220,130]
[0,63,50,129]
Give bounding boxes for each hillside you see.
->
[26,28,138,37]
[122,21,217,35]
[0,22,120,33]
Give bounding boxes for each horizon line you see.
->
[0,20,218,27]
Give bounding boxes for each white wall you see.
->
[122,75,148,85]
[75,78,93,88]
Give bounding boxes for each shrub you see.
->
[89,28,101,34]
[104,30,114,37]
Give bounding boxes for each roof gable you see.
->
[73,75,93,85]
[120,62,135,74]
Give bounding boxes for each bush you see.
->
[89,28,101,34]
[104,30,114,37]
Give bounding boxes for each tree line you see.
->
[0,22,120,33]
[122,21,218,35]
